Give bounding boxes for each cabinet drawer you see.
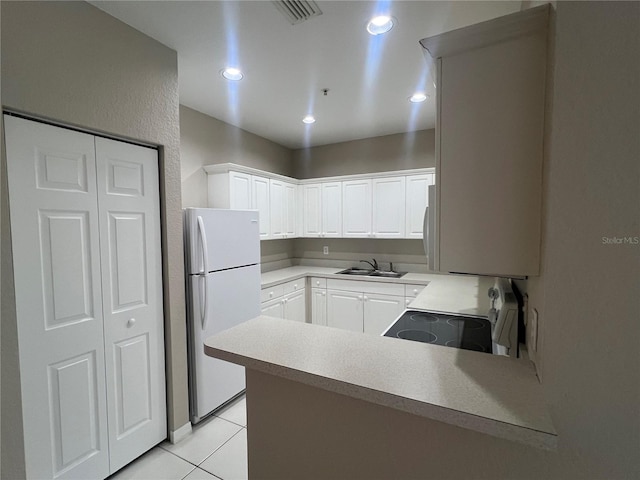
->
[310,277,327,289]
[283,279,305,295]
[404,284,427,298]
[326,278,404,296]
[261,284,285,303]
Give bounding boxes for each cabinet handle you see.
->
[322,292,326,296]
[364,296,368,301]
[413,289,418,295]
[294,284,298,289]
[127,318,136,327]
[270,292,274,297]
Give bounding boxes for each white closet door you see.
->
[95,137,166,473]
[4,116,110,480]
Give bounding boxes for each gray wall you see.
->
[292,129,435,179]
[1,2,189,475]
[294,239,427,271]
[527,2,639,477]
[180,105,293,208]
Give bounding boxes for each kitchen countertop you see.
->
[261,266,494,317]
[204,317,557,450]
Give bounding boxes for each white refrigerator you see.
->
[184,208,261,423]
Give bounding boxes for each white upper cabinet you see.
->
[229,171,252,209]
[205,164,435,240]
[372,176,406,238]
[252,175,270,239]
[342,179,372,238]
[322,182,342,237]
[405,174,434,239]
[284,182,297,237]
[269,179,285,238]
[302,183,322,237]
[421,6,548,276]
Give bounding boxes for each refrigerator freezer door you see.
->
[184,208,260,274]
[188,263,261,422]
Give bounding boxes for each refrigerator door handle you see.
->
[200,274,210,330]
[197,215,209,274]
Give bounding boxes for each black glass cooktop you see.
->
[384,310,493,354]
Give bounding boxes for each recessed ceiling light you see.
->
[409,92,429,103]
[367,15,394,35]
[221,67,243,81]
[302,115,316,124]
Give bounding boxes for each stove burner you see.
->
[397,330,437,343]
[446,317,486,330]
[409,313,438,323]
[445,340,487,352]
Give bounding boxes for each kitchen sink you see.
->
[369,271,406,278]
[336,268,373,276]
[337,268,406,278]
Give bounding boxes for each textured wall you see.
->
[292,129,435,179]
[528,2,640,478]
[1,2,189,475]
[180,105,293,208]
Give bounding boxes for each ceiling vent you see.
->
[272,0,323,25]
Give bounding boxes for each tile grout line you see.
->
[196,428,244,468]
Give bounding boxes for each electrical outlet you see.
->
[323,246,329,255]
[529,308,539,352]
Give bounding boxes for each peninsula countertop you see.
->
[204,317,557,451]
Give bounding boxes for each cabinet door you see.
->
[342,179,372,238]
[4,116,111,480]
[261,298,285,318]
[284,182,297,237]
[322,182,342,237]
[405,174,433,239]
[252,175,270,239]
[270,179,285,238]
[303,183,322,237]
[363,293,404,335]
[327,289,363,332]
[229,171,252,209]
[284,289,306,323]
[372,177,406,238]
[311,288,327,326]
[437,31,545,276]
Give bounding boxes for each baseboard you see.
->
[169,421,192,444]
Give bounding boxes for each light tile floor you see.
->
[109,395,247,480]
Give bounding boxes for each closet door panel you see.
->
[95,137,167,474]
[4,115,110,480]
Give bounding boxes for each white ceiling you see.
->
[92,1,522,149]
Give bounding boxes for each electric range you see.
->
[383,311,493,353]
[383,277,520,357]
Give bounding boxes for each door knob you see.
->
[127,318,136,327]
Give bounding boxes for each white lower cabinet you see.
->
[326,280,405,335]
[284,289,306,322]
[260,280,306,322]
[363,293,404,335]
[261,297,286,318]
[311,287,327,326]
[404,284,427,308]
[327,289,363,332]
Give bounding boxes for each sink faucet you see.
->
[360,259,379,271]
